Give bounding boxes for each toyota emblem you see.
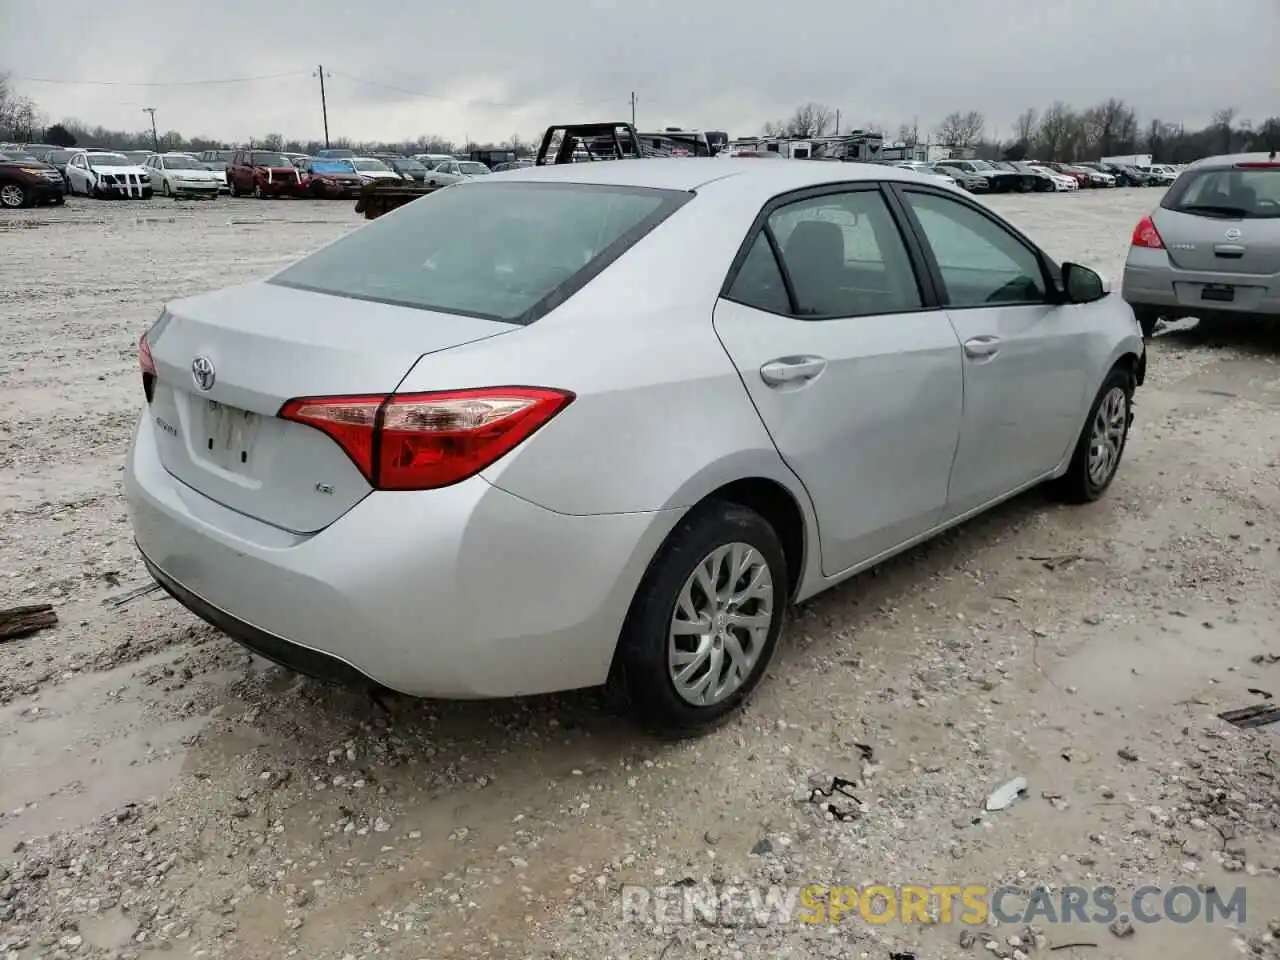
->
[191,356,216,392]
[1224,227,1242,241]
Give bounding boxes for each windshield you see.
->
[968,160,994,171]
[310,160,355,175]
[457,161,490,175]
[88,153,131,167]
[1162,166,1280,219]
[352,159,391,172]
[318,150,355,159]
[162,156,203,170]
[269,182,689,323]
[45,151,72,164]
[252,154,292,167]
[396,159,426,172]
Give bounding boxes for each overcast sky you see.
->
[3,0,1277,147]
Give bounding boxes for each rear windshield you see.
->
[250,153,291,167]
[1163,166,1280,219]
[269,182,689,324]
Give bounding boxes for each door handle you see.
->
[963,336,1001,359]
[759,356,827,386]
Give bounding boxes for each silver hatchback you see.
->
[1121,151,1280,336]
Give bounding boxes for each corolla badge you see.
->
[1224,227,1242,241]
[191,355,216,392]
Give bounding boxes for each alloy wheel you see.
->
[0,183,24,207]
[1087,387,1128,486]
[667,542,774,706]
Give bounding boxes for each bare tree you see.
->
[896,121,920,146]
[1013,108,1038,147]
[780,103,835,138]
[936,110,985,148]
[258,132,284,151]
[1210,107,1237,152]
[1035,102,1076,159]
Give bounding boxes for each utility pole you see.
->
[142,107,159,151]
[314,65,331,148]
[630,92,637,128]
[835,109,840,135]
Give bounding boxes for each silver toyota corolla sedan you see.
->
[125,158,1146,736]
[1122,151,1279,337]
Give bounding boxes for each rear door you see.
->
[712,184,964,576]
[891,184,1089,519]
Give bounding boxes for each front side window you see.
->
[763,190,922,318]
[903,191,1047,307]
[270,182,689,323]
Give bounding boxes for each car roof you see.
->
[1188,151,1279,171]
[493,157,929,193]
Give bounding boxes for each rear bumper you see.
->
[172,182,220,196]
[1122,250,1280,319]
[123,413,680,699]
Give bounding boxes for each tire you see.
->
[162,180,173,197]
[1132,307,1160,339]
[49,195,65,206]
[141,189,153,200]
[0,182,27,208]
[1053,366,1134,504]
[606,500,788,738]
[254,182,266,199]
[92,184,104,200]
[229,179,240,197]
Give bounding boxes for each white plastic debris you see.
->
[985,776,1028,811]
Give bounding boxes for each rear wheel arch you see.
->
[699,478,807,602]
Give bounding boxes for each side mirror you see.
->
[1061,262,1107,303]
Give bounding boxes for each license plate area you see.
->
[1201,284,1235,302]
[200,399,261,471]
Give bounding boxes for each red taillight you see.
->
[278,387,575,491]
[1131,215,1165,250]
[139,332,157,402]
[1236,161,1280,168]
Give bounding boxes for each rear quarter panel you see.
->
[393,182,815,520]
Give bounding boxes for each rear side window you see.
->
[1163,166,1280,219]
[270,181,690,323]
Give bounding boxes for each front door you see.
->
[712,185,964,576]
[893,186,1090,520]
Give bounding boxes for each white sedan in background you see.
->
[63,151,152,199]
[888,161,958,187]
[144,153,222,199]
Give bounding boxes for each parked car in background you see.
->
[1099,163,1152,187]
[414,153,458,170]
[300,158,366,198]
[1070,163,1118,188]
[1012,162,1074,191]
[126,158,1144,735]
[121,150,156,166]
[1122,151,1279,338]
[935,158,1024,193]
[145,153,222,199]
[930,161,988,193]
[227,150,305,198]
[1135,164,1179,186]
[34,148,75,189]
[492,159,536,172]
[348,158,403,183]
[64,150,152,199]
[0,152,66,207]
[314,148,356,160]
[369,155,430,182]
[990,161,1048,192]
[887,160,957,187]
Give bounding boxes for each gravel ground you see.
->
[2,190,1279,960]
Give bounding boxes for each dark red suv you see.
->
[228,150,306,198]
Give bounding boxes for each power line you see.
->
[328,71,623,110]
[11,71,308,87]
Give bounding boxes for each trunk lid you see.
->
[146,282,515,533]
[1152,207,1280,275]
